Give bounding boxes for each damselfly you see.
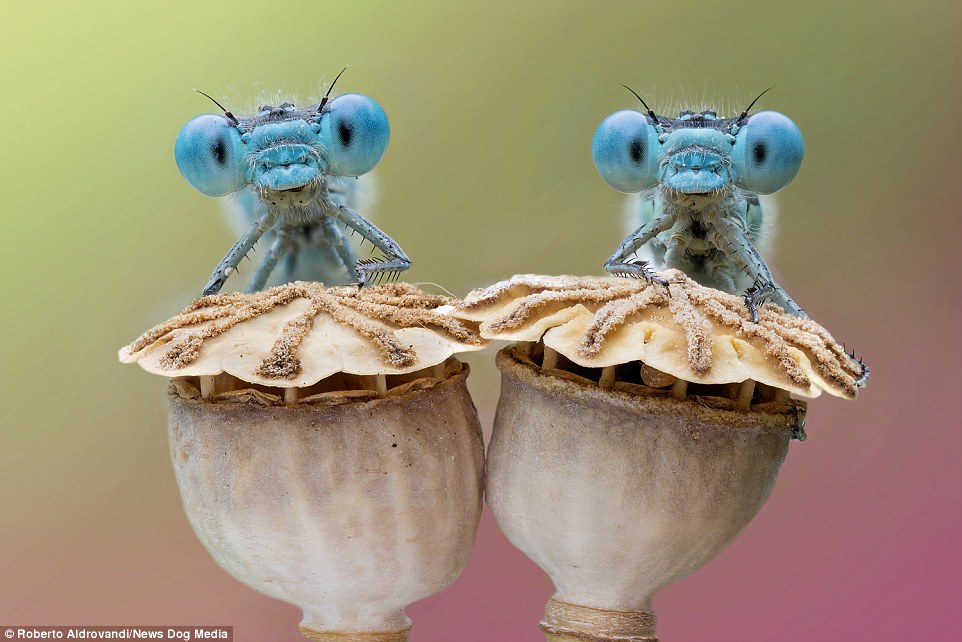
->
[593,89,804,322]
[175,70,410,296]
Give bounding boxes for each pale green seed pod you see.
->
[455,272,865,642]
[121,283,489,641]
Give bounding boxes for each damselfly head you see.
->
[593,88,804,196]
[175,84,390,198]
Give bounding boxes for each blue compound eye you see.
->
[174,115,247,197]
[592,110,662,193]
[732,111,804,195]
[319,94,390,177]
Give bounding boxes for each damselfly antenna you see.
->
[735,87,774,126]
[194,89,240,126]
[620,84,658,123]
[318,66,349,112]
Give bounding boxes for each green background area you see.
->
[2,2,960,640]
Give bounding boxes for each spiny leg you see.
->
[320,215,359,275]
[853,354,870,387]
[202,211,277,296]
[604,215,675,285]
[745,279,806,321]
[717,219,806,322]
[246,224,293,292]
[333,205,411,286]
[768,283,806,318]
[720,223,775,323]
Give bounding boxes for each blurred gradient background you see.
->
[2,1,960,640]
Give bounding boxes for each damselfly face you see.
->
[175,93,390,200]
[592,107,803,198]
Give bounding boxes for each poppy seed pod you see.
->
[455,272,866,642]
[121,282,489,641]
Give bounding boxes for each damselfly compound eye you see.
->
[319,93,390,177]
[733,111,804,195]
[174,114,247,197]
[592,110,662,193]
